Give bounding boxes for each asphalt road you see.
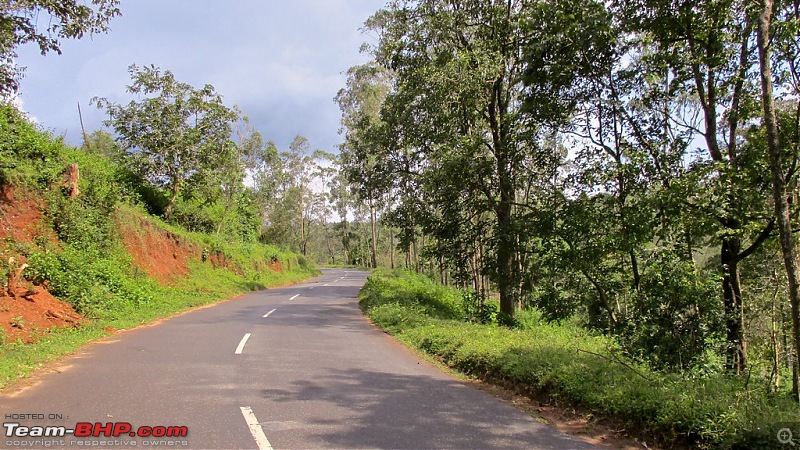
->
[0,268,595,449]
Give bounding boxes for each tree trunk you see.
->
[300,213,307,256]
[164,182,180,221]
[412,238,418,272]
[722,236,746,373]
[63,163,80,198]
[389,228,395,269]
[342,219,351,265]
[369,196,378,269]
[215,184,236,236]
[757,0,800,400]
[497,193,515,317]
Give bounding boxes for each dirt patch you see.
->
[0,185,77,344]
[0,185,56,245]
[251,259,283,273]
[208,250,244,276]
[0,284,82,344]
[117,217,200,285]
[267,259,283,272]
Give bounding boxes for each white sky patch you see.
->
[7,95,35,123]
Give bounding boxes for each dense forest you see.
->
[329,0,800,404]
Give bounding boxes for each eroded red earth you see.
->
[1,185,281,344]
[117,213,200,285]
[0,186,80,343]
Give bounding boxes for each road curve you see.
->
[0,269,595,449]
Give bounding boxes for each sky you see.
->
[13,0,386,154]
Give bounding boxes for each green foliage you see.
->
[360,269,462,321]
[94,64,239,221]
[0,103,61,187]
[530,282,581,323]
[461,290,497,324]
[361,270,800,449]
[339,0,800,390]
[619,251,724,371]
[27,245,154,318]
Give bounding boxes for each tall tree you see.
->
[363,0,535,316]
[755,0,800,400]
[335,63,393,269]
[94,64,238,221]
[616,0,773,373]
[357,0,616,318]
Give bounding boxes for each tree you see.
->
[94,64,238,221]
[257,135,329,255]
[0,0,120,96]
[361,0,535,316]
[614,0,775,374]
[755,0,800,400]
[353,0,617,319]
[210,110,271,237]
[335,63,393,269]
[288,135,314,255]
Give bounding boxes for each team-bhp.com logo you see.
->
[5,422,188,438]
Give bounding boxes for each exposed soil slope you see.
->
[0,286,81,343]
[116,212,250,284]
[117,213,201,284]
[0,186,81,343]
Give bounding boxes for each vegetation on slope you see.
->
[360,270,800,449]
[0,103,317,389]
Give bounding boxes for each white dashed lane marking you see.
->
[235,333,251,355]
[240,406,273,450]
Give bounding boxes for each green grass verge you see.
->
[359,269,800,450]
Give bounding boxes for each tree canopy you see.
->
[94,64,238,220]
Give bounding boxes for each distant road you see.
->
[0,269,594,449]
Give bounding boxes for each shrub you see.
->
[618,251,723,372]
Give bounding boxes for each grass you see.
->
[359,269,800,450]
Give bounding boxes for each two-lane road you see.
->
[0,269,594,449]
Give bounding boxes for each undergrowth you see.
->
[359,269,800,449]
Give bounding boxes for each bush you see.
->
[461,290,497,324]
[360,269,462,320]
[27,245,155,318]
[0,103,62,187]
[618,251,723,372]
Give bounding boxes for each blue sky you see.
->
[13,0,385,154]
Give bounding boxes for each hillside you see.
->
[1,186,81,343]
[0,103,318,388]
